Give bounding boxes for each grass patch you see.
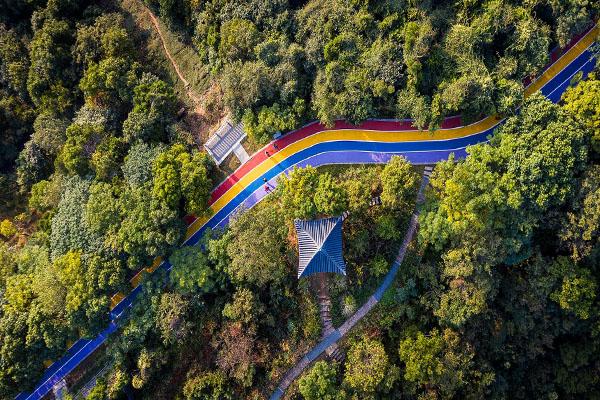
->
[118,0,209,107]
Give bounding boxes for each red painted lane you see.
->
[207,115,463,203]
[187,22,595,222]
[524,23,594,86]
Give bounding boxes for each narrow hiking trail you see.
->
[269,166,433,399]
[137,1,226,147]
[144,6,202,105]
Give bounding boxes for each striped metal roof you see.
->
[294,216,346,278]
[204,118,246,165]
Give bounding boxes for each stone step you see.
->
[328,347,345,362]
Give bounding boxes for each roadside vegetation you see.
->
[0,0,599,399]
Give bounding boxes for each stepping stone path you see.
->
[318,294,334,338]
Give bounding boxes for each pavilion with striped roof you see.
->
[294,216,346,279]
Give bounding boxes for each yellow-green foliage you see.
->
[0,219,17,239]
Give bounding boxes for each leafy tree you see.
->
[183,370,233,400]
[50,176,100,259]
[122,75,177,143]
[280,166,348,219]
[344,337,394,396]
[219,19,260,63]
[552,0,595,47]
[156,292,193,345]
[0,95,34,171]
[396,88,432,130]
[380,155,418,210]
[180,152,213,216]
[91,136,125,181]
[432,60,496,125]
[0,25,29,97]
[298,361,343,400]
[84,181,121,238]
[242,98,305,144]
[16,141,52,189]
[340,166,376,213]
[420,95,587,262]
[0,311,46,398]
[27,18,74,113]
[28,177,62,213]
[550,257,597,320]
[74,13,133,67]
[313,172,349,216]
[169,245,215,295]
[222,287,264,325]
[131,76,178,116]
[220,42,304,119]
[398,329,491,398]
[86,377,107,400]
[213,322,257,387]
[30,112,69,156]
[55,251,126,336]
[375,214,401,241]
[57,123,107,176]
[506,17,550,77]
[403,19,435,85]
[0,241,15,288]
[295,0,354,66]
[79,56,139,107]
[221,204,288,287]
[560,166,600,262]
[116,183,185,269]
[122,142,162,187]
[562,72,600,155]
[280,166,319,219]
[152,144,212,215]
[0,219,16,239]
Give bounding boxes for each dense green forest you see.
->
[0,0,599,399]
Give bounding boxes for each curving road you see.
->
[16,23,598,400]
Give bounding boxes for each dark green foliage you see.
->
[123,75,177,143]
[57,123,107,176]
[0,25,29,97]
[16,141,52,188]
[116,183,185,269]
[30,112,69,156]
[151,144,213,215]
[74,13,134,67]
[27,18,75,113]
[410,93,600,398]
[0,95,34,172]
[79,56,139,107]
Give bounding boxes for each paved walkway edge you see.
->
[269,167,433,400]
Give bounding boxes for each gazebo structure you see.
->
[294,216,346,279]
